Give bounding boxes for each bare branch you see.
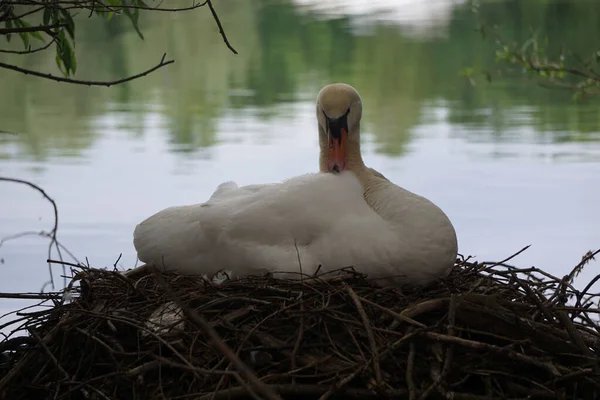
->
[0,23,66,35]
[0,53,174,86]
[3,0,209,14]
[0,177,62,289]
[1,6,45,22]
[0,36,56,54]
[207,0,237,55]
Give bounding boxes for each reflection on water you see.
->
[294,0,467,38]
[1,0,600,309]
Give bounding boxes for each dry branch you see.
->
[0,177,64,289]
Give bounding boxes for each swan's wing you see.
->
[133,172,370,277]
[207,181,279,203]
[207,181,238,201]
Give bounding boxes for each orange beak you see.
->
[327,127,347,173]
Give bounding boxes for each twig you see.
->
[206,0,237,54]
[345,285,382,385]
[150,267,283,400]
[513,276,557,324]
[479,245,531,271]
[406,342,416,400]
[555,311,600,373]
[0,312,70,392]
[389,298,449,330]
[0,53,174,86]
[113,253,122,268]
[359,296,426,329]
[0,292,61,300]
[30,331,71,381]
[56,1,210,13]
[424,332,561,376]
[418,295,457,399]
[0,177,62,289]
[0,23,67,35]
[47,259,81,269]
[0,37,56,54]
[199,383,382,400]
[318,364,368,400]
[290,301,305,383]
[567,249,600,284]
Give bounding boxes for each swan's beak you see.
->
[327,126,348,173]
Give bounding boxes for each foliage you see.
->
[0,0,234,85]
[466,0,600,101]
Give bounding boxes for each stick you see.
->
[150,267,282,400]
[406,342,416,400]
[424,332,561,376]
[345,286,382,385]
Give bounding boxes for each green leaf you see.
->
[59,9,76,40]
[55,53,66,77]
[17,19,44,42]
[14,19,31,49]
[5,19,12,42]
[18,32,30,49]
[55,31,75,77]
[43,8,52,25]
[18,34,29,48]
[123,6,144,40]
[460,67,475,77]
[70,49,78,74]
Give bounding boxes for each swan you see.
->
[129,83,458,286]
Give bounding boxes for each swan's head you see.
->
[316,83,363,173]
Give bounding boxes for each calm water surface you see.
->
[1,0,600,318]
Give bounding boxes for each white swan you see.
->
[130,83,458,286]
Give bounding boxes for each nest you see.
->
[1,253,600,400]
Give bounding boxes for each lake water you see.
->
[1,0,600,318]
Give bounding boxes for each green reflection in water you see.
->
[1,0,600,162]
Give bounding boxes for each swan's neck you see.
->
[319,123,390,213]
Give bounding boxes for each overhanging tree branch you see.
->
[466,0,600,100]
[1,0,237,86]
[0,23,67,35]
[207,0,237,55]
[0,36,56,54]
[2,6,45,23]
[2,0,210,14]
[0,53,174,86]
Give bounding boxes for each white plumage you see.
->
[131,83,458,287]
